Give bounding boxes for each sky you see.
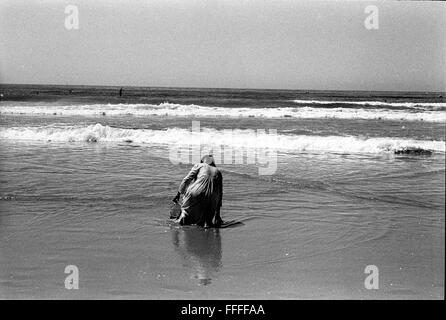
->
[0,0,445,91]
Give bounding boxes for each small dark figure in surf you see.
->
[119,87,123,97]
[172,155,223,227]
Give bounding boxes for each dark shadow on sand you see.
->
[172,226,222,286]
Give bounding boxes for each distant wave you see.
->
[293,99,446,110]
[0,102,445,122]
[1,123,444,154]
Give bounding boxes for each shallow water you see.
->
[0,85,444,299]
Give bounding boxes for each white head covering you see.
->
[201,155,215,166]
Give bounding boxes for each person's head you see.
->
[200,155,216,167]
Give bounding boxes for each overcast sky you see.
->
[0,0,444,91]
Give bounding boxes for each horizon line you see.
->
[1,82,445,95]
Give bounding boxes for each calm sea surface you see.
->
[0,85,444,299]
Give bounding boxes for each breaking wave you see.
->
[292,99,446,110]
[0,123,444,154]
[1,102,445,122]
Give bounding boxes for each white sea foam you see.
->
[0,102,445,122]
[0,123,444,154]
[293,99,446,109]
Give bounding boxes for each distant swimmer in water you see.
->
[172,155,223,227]
[119,87,123,97]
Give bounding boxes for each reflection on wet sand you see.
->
[172,227,222,285]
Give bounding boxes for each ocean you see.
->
[0,84,444,299]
